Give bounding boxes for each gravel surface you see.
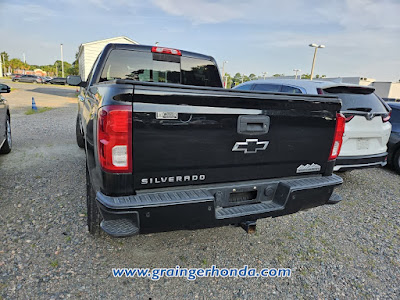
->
[0,83,399,299]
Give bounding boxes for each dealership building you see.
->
[77,36,138,81]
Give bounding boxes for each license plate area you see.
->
[228,190,259,207]
[356,138,369,150]
[214,183,281,209]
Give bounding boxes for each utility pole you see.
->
[293,69,301,80]
[1,54,5,76]
[60,44,64,78]
[221,61,228,88]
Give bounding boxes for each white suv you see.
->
[234,79,392,172]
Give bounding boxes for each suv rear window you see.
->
[323,86,388,113]
[253,84,281,92]
[234,84,253,91]
[100,49,222,87]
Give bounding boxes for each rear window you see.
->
[253,84,281,92]
[99,49,222,87]
[234,84,253,91]
[323,86,387,113]
[281,85,303,94]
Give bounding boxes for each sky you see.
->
[1,0,399,81]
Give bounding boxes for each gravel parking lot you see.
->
[0,81,399,299]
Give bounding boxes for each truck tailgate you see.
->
[129,83,341,190]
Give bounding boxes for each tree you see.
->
[53,60,73,76]
[248,73,257,81]
[1,51,9,71]
[232,72,242,87]
[273,73,284,77]
[8,58,24,72]
[1,51,9,62]
[302,74,326,79]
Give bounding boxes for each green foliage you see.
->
[1,51,9,62]
[273,73,284,77]
[301,74,326,79]
[25,107,53,115]
[49,260,59,268]
[248,73,257,81]
[5,51,77,76]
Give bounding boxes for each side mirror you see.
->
[66,75,85,86]
[0,84,10,93]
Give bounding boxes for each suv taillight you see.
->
[382,111,391,122]
[328,113,346,161]
[97,105,132,173]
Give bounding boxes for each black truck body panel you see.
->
[78,43,343,236]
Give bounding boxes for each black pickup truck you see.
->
[67,44,344,237]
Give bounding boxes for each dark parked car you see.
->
[0,83,12,154]
[49,77,67,85]
[387,102,400,173]
[12,74,43,84]
[42,76,53,84]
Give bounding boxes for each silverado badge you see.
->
[296,163,321,173]
[232,139,269,154]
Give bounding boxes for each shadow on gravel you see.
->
[30,87,77,98]
[10,102,78,116]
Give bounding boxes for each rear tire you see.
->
[393,150,400,174]
[76,115,85,148]
[0,115,12,154]
[86,164,102,235]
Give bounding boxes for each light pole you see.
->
[222,61,228,88]
[262,72,267,80]
[1,54,5,77]
[293,69,301,80]
[309,43,325,80]
[60,44,64,78]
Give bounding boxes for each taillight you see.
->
[382,111,391,122]
[317,88,324,95]
[151,46,182,56]
[97,105,132,173]
[328,113,346,161]
[344,114,354,122]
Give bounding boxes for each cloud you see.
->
[151,0,245,24]
[2,3,57,22]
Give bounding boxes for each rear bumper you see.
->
[96,174,343,237]
[334,152,387,171]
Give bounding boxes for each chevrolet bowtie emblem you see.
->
[232,139,269,154]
